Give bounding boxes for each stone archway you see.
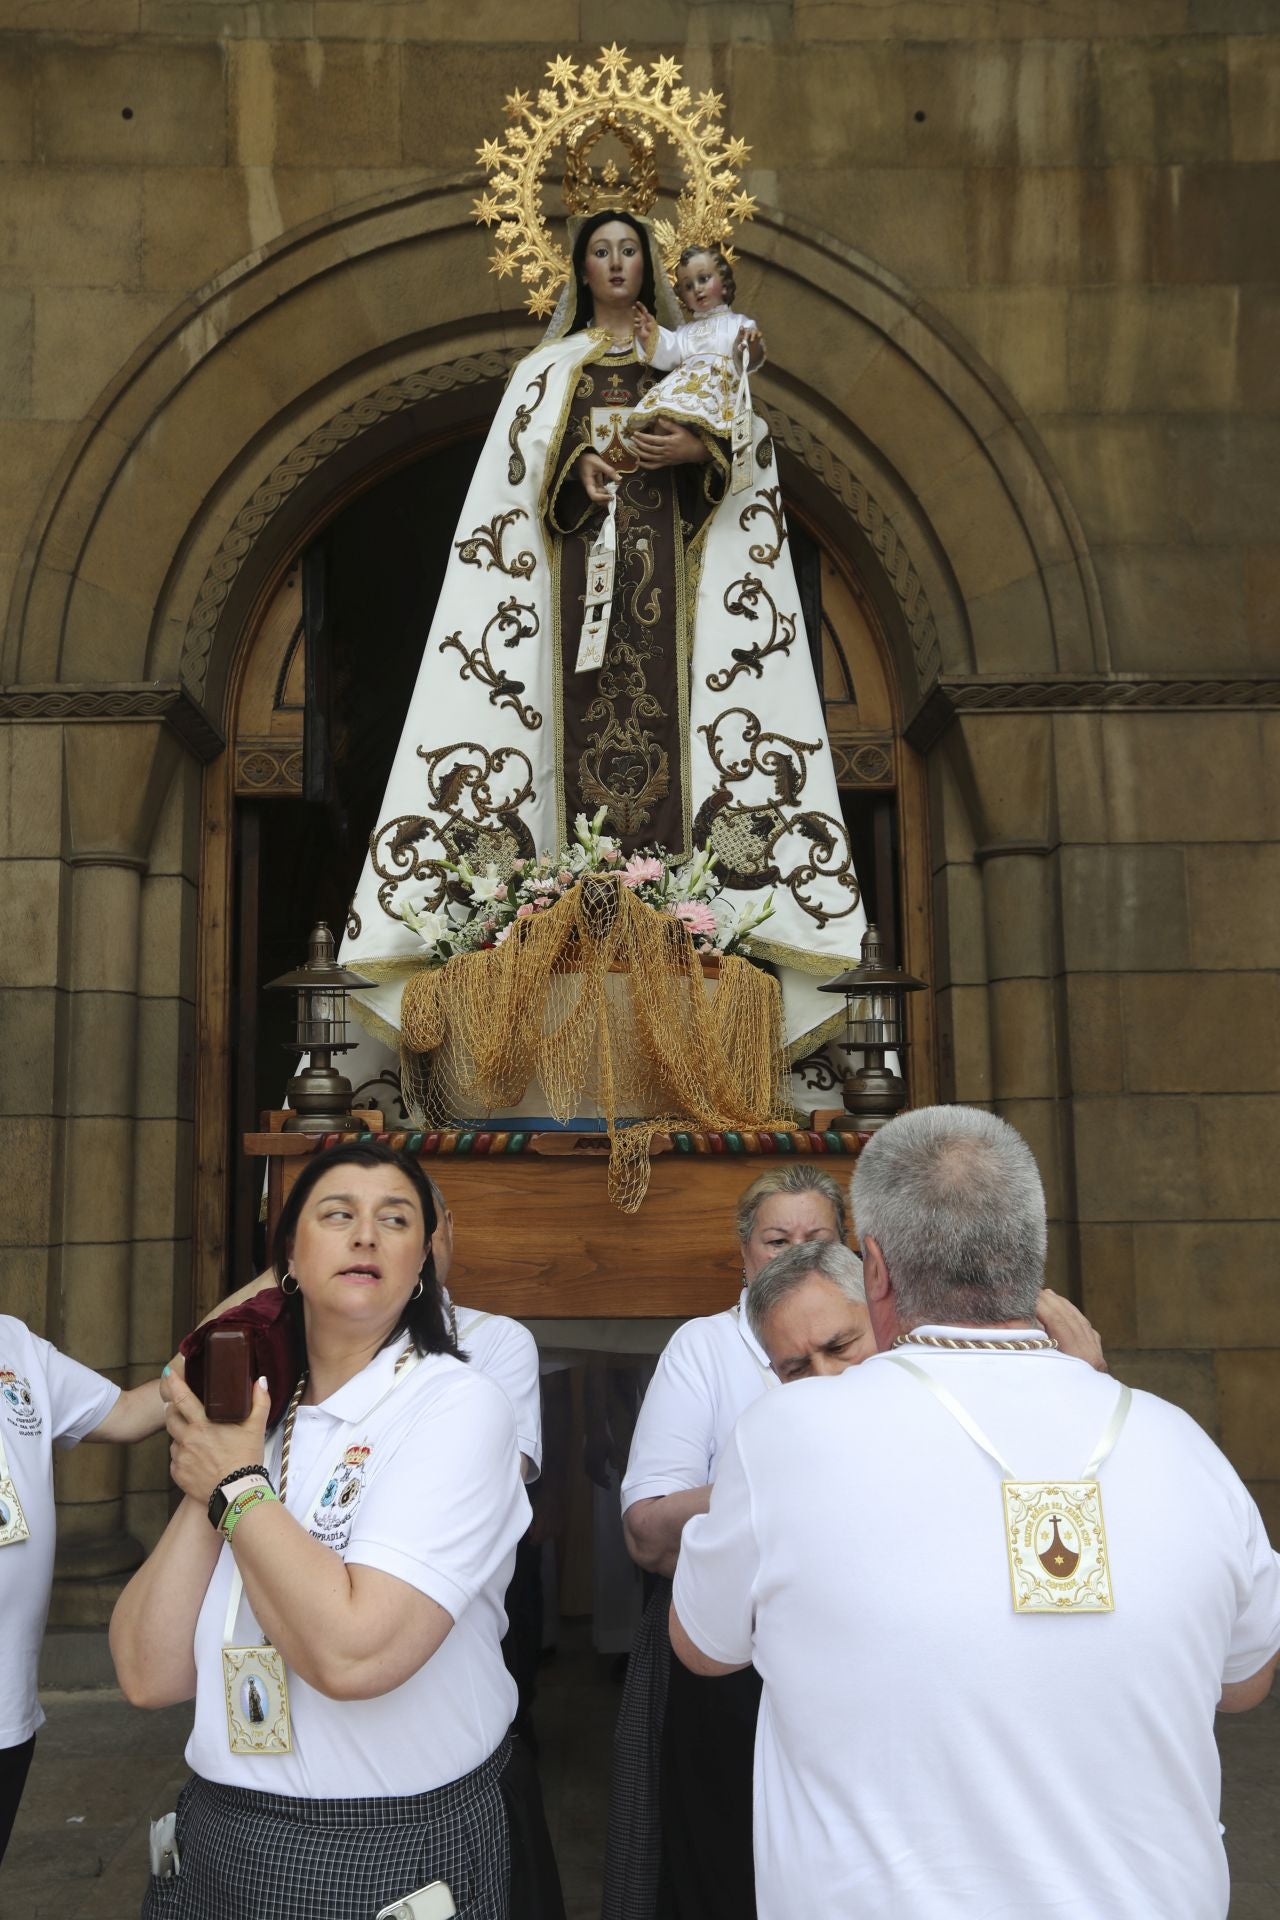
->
[4,175,1104,736]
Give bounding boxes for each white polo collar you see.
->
[303,1338,411,1422]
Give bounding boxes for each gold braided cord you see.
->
[474,44,758,320]
[399,878,796,1211]
[277,1373,308,1507]
[892,1332,1059,1354]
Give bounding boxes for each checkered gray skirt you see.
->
[142,1736,510,1920]
[601,1580,671,1920]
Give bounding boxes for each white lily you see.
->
[731,892,776,943]
[401,903,450,950]
[469,864,506,904]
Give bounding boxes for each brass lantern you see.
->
[267,922,374,1134]
[818,924,926,1135]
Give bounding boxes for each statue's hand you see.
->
[631,419,709,469]
[735,324,765,372]
[632,301,656,347]
[579,451,620,504]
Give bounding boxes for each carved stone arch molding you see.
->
[2,176,1108,754]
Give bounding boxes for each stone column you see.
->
[942,714,1076,1293]
[49,722,183,1627]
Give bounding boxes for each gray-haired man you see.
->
[745,1238,1104,1383]
[672,1104,1280,1920]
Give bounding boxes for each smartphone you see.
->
[375,1882,457,1920]
[202,1326,255,1423]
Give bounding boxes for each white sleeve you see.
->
[650,324,681,371]
[672,1423,758,1667]
[621,1326,718,1511]
[461,1316,543,1479]
[344,1372,531,1620]
[38,1336,120,1448]
[1223,1491,1280,1683]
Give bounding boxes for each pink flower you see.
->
[599,845,621,864]
[621,855,665,888]
[674,900,717,940]
[516,902,535,919]
[534,896,552,911]
[494,922,513,945]
[558,870,574,887]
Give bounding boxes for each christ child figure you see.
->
[626,245,766,444]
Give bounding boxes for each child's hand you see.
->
[632,302,656,346]
[735,324,765,372]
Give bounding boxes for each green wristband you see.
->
[221,1483,278,1540]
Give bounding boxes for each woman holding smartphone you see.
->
[110,1141,529,1920]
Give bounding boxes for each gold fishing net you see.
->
[399,877,797,1209]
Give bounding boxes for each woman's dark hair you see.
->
[270,1141,458,1365]
[568,210,657,333]
[675,243,736,309]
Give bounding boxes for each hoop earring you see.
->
[280,1272,299,1295]
[411,1277,425,1300]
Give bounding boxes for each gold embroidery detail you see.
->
[694,708,860,926]
[739,486,786,568]
[705,574,797,691]
[368,744,536,920]
[455,509,537,579]
[441,599,543,731]
[508,366,551,485]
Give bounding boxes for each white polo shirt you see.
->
[187,1344,529,1797]
[674,1327,1280,1920]
[446,1293,542,1479]
[621,1293,774,1513]
[0,1316,119,1747]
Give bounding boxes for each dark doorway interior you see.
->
[231,433,484,1277]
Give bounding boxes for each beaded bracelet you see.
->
[221,1483,278,1540]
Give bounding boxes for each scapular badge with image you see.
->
[222,1645,292,1756]
[0,1426,31,1548]
[1002,1479,1114,1613]
[0,1474,31,1548]
[889,1356,1131,1618]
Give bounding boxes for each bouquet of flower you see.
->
[399,808,775,967]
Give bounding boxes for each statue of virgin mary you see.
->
[342,58,867,1091]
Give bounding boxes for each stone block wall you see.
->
[0,4,1276,1574]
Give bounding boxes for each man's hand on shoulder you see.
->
[1035,1289,1107,1371]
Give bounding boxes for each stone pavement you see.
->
[5,1655,1278,1918]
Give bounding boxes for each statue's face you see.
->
[676,251,726,314]
[582,221,645,306]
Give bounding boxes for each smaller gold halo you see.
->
[473,45,756,318]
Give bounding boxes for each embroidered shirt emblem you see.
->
[0,1368,41,1437]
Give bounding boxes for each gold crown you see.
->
[473,44,758,320]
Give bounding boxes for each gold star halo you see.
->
[471,45,756,318]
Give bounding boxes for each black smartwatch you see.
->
[208,1466,271,1533]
